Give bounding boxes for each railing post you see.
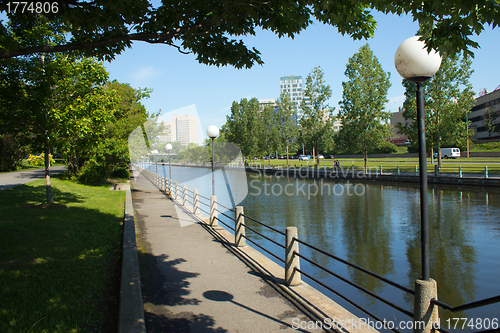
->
[380,165,383,175]
[397,165,400,175]
[193,189,199,215]
[459,166,462,178]
[235,206,246,247]
[285,226,301,286]
[165,178,168,192]
[485,166,488,178]
[182,185,187,206]
[175,182,179,202]
[413,278,439,333]
[415,165,418,175]
[210,195,218,227]
[434,164,439,177]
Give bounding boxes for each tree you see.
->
[300,66,334,166]
[276,92,299,166]
[338,44,391,172]
[483,108,500,139]
[397,54,475,168]
[76,81,151,182]
[258,104,280,165]
[224,98,261,158]
[1,1,499,64]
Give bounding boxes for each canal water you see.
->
[145,164,500,332]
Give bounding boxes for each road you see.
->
[0,166,66,191]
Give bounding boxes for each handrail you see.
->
[295,268,403,333]
[241,213,286,236]
[214,207,235,222]
[217,201,235,212]
[240,223,285,250]
[294,237,415,295]
[431,295,500,312]
[239,232,285,263]
[296,252,413,318]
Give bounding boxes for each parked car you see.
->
[318,154,324,159]
[298,155,309,161]
[327,155,334,159]
[434,148,460,159]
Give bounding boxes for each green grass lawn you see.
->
[0,177,125,333]
[250,158,500,174]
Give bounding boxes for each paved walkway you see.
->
[0,166,66,191]
[130,167,325,333]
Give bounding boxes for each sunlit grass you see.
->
[250,158,500,174]
[0,178,125,333]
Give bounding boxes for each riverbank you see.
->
[143,162,500,187]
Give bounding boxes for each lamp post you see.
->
[395,36,441,281]
[155,151,158,174]
[207,125,219,196]
[166,143,173,180]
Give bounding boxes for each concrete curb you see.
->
[117,180,146,333]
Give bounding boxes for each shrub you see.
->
[369,142,398,154]
[77,158,107,184]
[111,167,130,179]
[27,153,55,166]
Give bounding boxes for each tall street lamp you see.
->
[207,125,219,196]
[395,36,441,281]
[166,143,173,180]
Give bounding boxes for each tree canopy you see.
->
[337,44,392,171]
[1,0,499,66]
[397,54,475,165]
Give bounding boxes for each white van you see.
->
[434,148,460,159]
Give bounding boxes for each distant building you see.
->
[161,114,198,146]
[469,88,500,140]
[390,106,411,138]
[280,75,310,123]
[258,99,278,111]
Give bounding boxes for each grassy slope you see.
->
[254,158,500,174]
[0,178,125,333]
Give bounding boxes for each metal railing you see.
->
[136,164,500,333]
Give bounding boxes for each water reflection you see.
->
[341,184,395,303]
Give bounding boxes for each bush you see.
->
[27,153,55,166]
[77,158,107,184]
[475,142,500,151]
[111,167,130,179]
[369,142,398,154]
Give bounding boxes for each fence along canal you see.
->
[137,163,500,333]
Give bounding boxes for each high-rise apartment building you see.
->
[161,114,198,146]
[280,75,309,123]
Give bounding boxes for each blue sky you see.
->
[103,11,500,140]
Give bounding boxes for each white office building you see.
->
[280,75,310,123]
[161,114,198,146]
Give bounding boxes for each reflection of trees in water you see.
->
[341,184,395,304]
[404,187,478,320]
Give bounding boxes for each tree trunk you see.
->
[364,147,368,173]
[438,143,442,169]
[44,131,53,204]
[286,145,289,167]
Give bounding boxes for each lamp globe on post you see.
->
[395,36,441,282]
[166,143,173,180]
[207,125,219,196]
